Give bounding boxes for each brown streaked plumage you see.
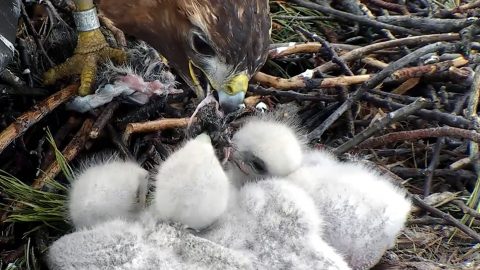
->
[95,0,271,111]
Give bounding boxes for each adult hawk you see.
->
[44,0,272,112]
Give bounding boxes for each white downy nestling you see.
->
[227,115,305,187]
[151,133,231,230]
[288,151,411,270]
[229,115,411,270]
[201,179,352,270]
[68,156,149,229]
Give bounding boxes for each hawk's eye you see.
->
[192,34,215,57]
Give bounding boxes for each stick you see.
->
[308,42,460,140]
[463,64,480,220]
[123,118,192,144]
[333,98,428,155]
[312,33,460,74]
[253,72,371,89]
[452,200,480,219]
[290,0,420,35]
[89,100,120,139]
[357,127,480,149]
[248,85,337,102]
[363,93,472,129]
[32,118,94,190]
[411,195,480,243]
[268,43,323,59]
[0,85,78,154]
[424,138,445,196]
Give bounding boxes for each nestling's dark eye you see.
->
[250,158,267,174]
[192,34,216,56]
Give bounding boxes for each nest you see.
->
[1,0,480,269]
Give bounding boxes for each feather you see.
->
[151,133,230,230]
[68,154,149,229]
[228,115,411,269]
[201,180,352,270]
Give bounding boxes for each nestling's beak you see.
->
[218,73,248,113]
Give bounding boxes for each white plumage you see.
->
[288,151,411,269]
[229,116,412,269]
[201,179,352,270]
[68,158,149,229]
[228,117,304,187]
[151,133,230,230]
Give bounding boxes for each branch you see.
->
[122,118,192,144]
[32,118,94,190]
[0,85,78,154]
[358,127,480,149]
[411,195,480,243]
[333,98,428,155]
[290,0,420,35]
[308,42,460,140]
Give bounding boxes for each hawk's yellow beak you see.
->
[189,60,248,112]
[218,73,248,112]
[225,73,248,96]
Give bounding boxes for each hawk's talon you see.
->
[43,28,127,96]
[103,47,128,63]
[78,55,98,96]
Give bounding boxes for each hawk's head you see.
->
[97,0,271,112]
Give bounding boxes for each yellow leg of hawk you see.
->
[43,0,127,96]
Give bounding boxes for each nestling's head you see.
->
[152,133,231,230]
[228,112,305,186]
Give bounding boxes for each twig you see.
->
[463,64,480,221]
[357,127,480,149]
[333,98,428,155]
[32,118,95,190]
[363,93,472,129]
[295,27,354,76]
[449,152,480,171]
[268,43,323,59]
[311,33,460,74]
[408,216,450,226]
[253,72,371,89]
[20,2,54,67]
[122,118,192,144]
[363,0,409,15]
[89,100,120,139]
[391,167,476,181]
[454,0,480,12]
[424,137,445,196]
[290,0,420,35]
[390,57,469,81]
[338,86,355,136]
[40,116,82,170]
[308,42,460,140]
[452,200,480,219]
[0,84,78,154]
[107,124,133,160]
[411,195,480,243]
[248,85,337,102]
[376,16,473,33]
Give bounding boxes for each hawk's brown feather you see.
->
[95,0,270,95]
